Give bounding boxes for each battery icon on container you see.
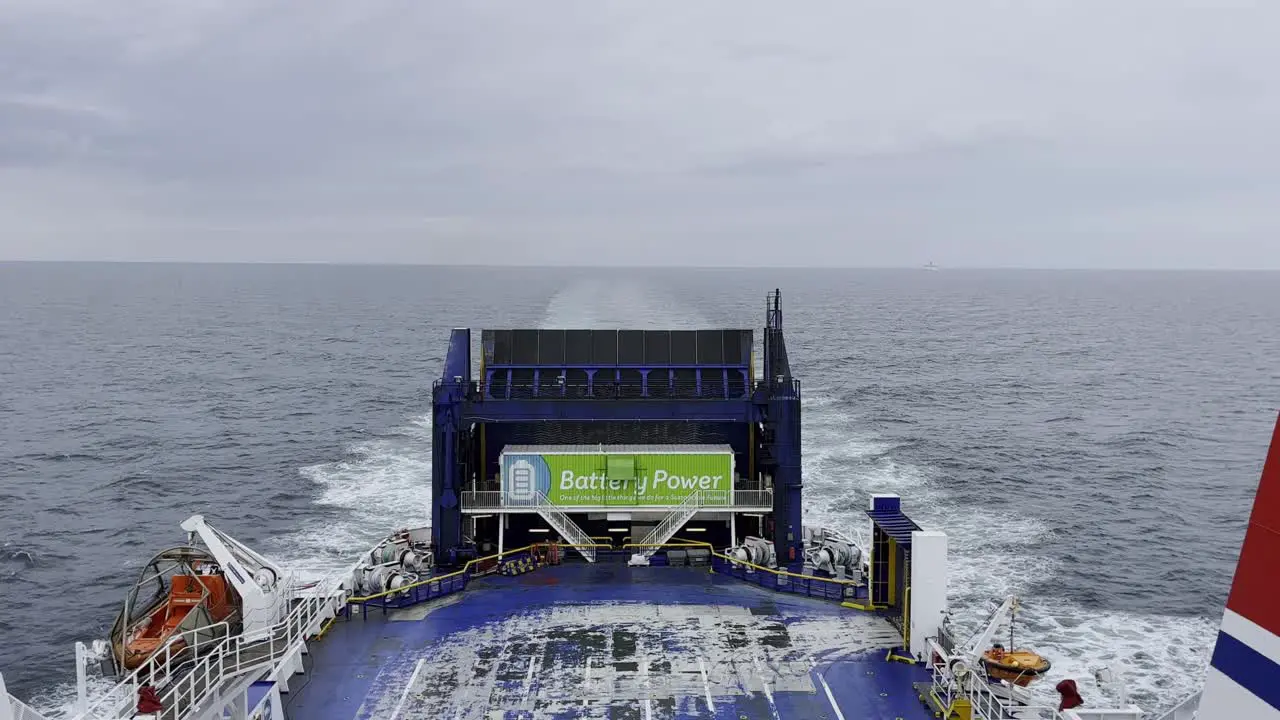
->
[508,460,535,503]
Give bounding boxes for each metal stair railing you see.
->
[149,590,342,720]
[79,619,240,718]
[78,572,346,719]
[531,492,596,562]
[76,580,344,720]
[635,490,713,558]
[496,490,596,562]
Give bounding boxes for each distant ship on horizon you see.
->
[923,261,940,271]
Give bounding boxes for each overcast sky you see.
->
[1,2,1276,268]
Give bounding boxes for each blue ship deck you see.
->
[286,563,934,719]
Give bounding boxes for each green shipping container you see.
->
[499,444,734,507]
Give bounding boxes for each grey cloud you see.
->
[0,1,1277,267]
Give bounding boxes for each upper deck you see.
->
[480,328,757,401]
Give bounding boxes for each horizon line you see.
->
[1,259,1279,272]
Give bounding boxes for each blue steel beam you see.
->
[482,368,751,401]
[462,398,760,423]
[442,328,471,385]
[432,329,470,559]
[771,392,804,571]
[484,364,749,370]
[763,291,803,571]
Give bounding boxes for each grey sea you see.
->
[1,263,1277,716]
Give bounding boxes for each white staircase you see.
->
[530,492,596,562]
[635,490,706,559]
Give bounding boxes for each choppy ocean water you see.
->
[1,263,1276,716]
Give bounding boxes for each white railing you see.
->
[636,491,705,558]
[5,695,53,720]
[462,491,502,509]
[1062,711,1147,720]
[153,591,335,718]
[929,660,1057,719]
[1152,691,1199,720]
[79,581,345,720]
[2,673,53,720]
[79,620,241,718]
[926,646,1142,720]
[732,489,771,507]
[461,489,771,511]
[967,682,1059,720]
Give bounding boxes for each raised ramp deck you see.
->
[289,564,933,720]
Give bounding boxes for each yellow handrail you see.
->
[348,542,547,603]
[315,614,339,639]
[903,585,911,650]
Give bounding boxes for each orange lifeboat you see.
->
[980,643,1052,686]
[110,548,242,673]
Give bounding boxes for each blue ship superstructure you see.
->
[8,290,1243,720]
[430,290,803,573]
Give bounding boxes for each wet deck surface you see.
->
[285,564,934,719]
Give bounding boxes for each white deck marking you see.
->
[521,653,538,707]
[359,602,902,718]
[640,642,653,720]
[809,657,847,720]
[753,650,781,720]
[698,657,716,713]
[389,658,427,720]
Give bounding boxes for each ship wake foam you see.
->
[282,416,434,580]
[800,392,1217,715]
[540,279,712,329]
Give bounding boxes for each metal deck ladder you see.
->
[635,490,708,558]
[531,492,597,562]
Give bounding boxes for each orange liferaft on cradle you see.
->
[980,644,1052,687]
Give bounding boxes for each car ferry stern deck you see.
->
[286,562,936,720]
[6,290,1206,720]
[283,290,945,718]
